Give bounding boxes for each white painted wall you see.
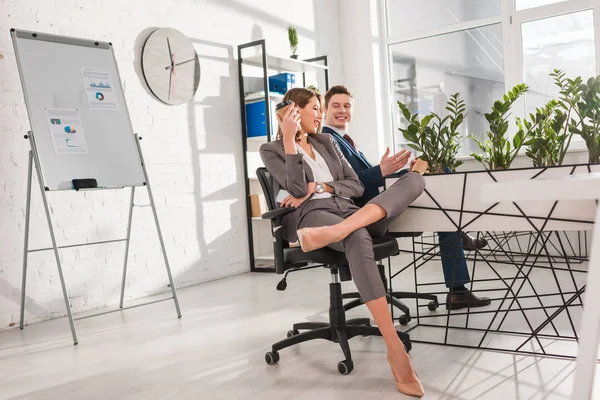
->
[0,0,343,329]
[337,0,387,163]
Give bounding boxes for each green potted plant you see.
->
[570,73,600,164]
[521,69,582,168]
[287,26,298,59]
[469,84,529,170]
[397,93,465,174]
[522,99,568,167]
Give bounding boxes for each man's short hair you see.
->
[324,85,353,108]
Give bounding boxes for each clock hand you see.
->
[166,58,196,70]
[169,54,175,97]
[169,54,176,100]
[174,58,196,67]
[166,37,174,67]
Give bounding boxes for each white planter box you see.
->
[385,164,600,233]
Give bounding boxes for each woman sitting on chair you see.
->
[259,88,428,397]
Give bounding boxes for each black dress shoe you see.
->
[446,290,492,310]
[462,232,488,251]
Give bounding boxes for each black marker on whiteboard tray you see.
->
[71,178,97,191]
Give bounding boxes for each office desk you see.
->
[481,172,600,400]
[385,165,600,400]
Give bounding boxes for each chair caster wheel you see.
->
[428,301,439,311]
[398,314,411,325]
[265,351,280,365]
[337,360,354,375]
[287,330,299,338]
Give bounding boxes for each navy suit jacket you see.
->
[321,126,383,206]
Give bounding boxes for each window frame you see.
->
[380,0,600,158]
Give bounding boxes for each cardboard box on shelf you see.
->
[250,194,268,217]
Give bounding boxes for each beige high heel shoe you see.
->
[387,353,425,397]
[296,227,324,252]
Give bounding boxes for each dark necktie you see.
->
[343,133,357,150]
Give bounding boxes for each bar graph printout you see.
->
[81,67,119,111]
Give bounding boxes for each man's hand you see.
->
[280,182,316,208]
[379,148,411,176]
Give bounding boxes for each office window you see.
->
[384,0,600,157]
[515,0,568,11]
[386,0,501,37]
[390,24,504,157]
[521,10,596,113]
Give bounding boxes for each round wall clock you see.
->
[141,28,200,105]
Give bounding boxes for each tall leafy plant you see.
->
[398,93,465,174]
[572,74,600,163]
[522,99,568,167]
[549,69,581,164]
[470,84,529,170]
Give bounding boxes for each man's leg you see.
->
[438,231,491,310]
[438,231,470,289]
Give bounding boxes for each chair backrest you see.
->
[256,167,277,212]
[255,168,365,279]
[256,167,288,274]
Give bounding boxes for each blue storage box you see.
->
[245,99,277,138]
[268,73,295,94]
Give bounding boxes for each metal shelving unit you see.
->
[237,39,329,272]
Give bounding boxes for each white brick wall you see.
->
[0,0,343,329]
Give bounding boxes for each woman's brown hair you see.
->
[276,87,319,141]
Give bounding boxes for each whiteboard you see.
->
[11,29,145,190]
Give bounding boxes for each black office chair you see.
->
[258,168,438,325]
[256,167,411,375]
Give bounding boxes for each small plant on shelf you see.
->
[470,84,529,170]
[397,93,465,174]
[288,26,298,59]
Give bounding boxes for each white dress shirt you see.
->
[295,143,334,200]
[323,124,347,136]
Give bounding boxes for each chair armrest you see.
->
[262,207,297,220]
[262,207,297,275]
[388,231,423,238]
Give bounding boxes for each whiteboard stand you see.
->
[20,131,182,345]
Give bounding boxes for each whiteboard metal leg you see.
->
[135,135,182,318]
[34,152,78,345]
[119,186,135,308]
[20,151,33,330]
[571,204,600,399]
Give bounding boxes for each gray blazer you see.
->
[259,133,364,242]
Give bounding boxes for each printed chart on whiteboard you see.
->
[46,108,89,155]
[81,67,120,111]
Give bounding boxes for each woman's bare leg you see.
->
[297,204,386,252]
[366,296,424,396]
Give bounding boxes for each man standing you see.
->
[321,85,490,310]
